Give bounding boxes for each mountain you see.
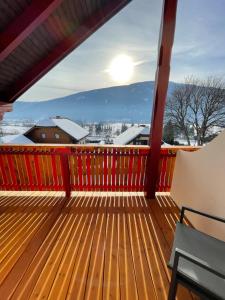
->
[6,81,180,123]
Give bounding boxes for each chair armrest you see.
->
[173,248,225,280]
[180,206,225,224]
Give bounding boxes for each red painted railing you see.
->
[0,145,199,195]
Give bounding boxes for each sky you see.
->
[19,0,225,101]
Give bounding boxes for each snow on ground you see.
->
[176,138,198,146]
[1,134,34,144]
[0,120,216,146]
[0,125,30,135]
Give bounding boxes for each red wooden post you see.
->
[136,150,142,191]
[86,149,91,191]
[146,0,178,199]
[51,155,59,190]
[59,149,71,198]
[0,103,13,121]
[77,149,83,191]
[0,155,8,189]
[111,148,117,191]
[24,154,34,191]
[103,148,108,190]
[128,149,134,191]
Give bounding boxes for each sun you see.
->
[108,54,134,83]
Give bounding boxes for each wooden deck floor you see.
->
[0,191,199,300]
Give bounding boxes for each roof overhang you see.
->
[0,0,132,103]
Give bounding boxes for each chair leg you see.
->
[168,276,178,300]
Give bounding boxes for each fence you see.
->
[0,145,199,195]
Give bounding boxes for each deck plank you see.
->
[135,201,169,299]
[11,214,68,300]
[102,196,120,300]
[118,212,138,300]
[0,191,199,300]
[127,212,157,299]
[0,192,66,299]
[66,195,100,299]
[84,209,106,299]
[29,214,78,299]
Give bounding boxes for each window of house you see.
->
[55,133,60,139]
[41,133,46,139]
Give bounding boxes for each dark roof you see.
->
[0,0,131,103]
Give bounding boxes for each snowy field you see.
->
[0,125,31,136]
[0,120,218,146]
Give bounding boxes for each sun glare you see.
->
[108,54,134,83]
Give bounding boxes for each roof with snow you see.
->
[114,126,150,145]
[1,134,34,145]
[140,126,150,135]
[35,119,56,127]
[26,117,89,141]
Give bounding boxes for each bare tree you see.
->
[0,122,3,138]
[166,76,225,145]
[121,123,128,133]
[166,81,192,145]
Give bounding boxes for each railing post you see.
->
[59,148,71,198]
[146,0,178,199]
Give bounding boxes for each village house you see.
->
[114,125,171,146]
[114,125,150,145]
[24,116,89,144]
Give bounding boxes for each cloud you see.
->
[18,0,225,102]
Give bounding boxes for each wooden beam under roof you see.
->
[0,102,13,120]
[146,0,178,199]
[2,0,131,103]
[0,0,63,63]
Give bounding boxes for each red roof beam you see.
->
[145,0,178,199]
[3,0,131,103]
[0,102,13,120]
[0,0,63,62]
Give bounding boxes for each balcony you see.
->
[1,0,224,298]
[0,144,199,299]
[0,145,198,195]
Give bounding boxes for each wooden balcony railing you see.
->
[0,145,199,195]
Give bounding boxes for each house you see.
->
[114,125,170,146]
[24,117,89,144]
[114,125,150,145]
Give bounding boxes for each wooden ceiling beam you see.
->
[3,0,131,103]
[0,0,63,62]
[145,0,178,199]
[0,102,13,120]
